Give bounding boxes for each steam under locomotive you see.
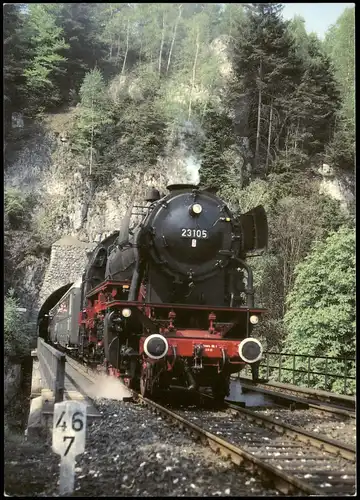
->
[47,183,268,400]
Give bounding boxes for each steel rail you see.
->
[67,358,355,495]
[306,402,355,419]
[199,393,356,461]
[66,359,319,494]
[237,377,355,410]
[67,359,355,459]
[134,395,322,496]
[237,383,355,419]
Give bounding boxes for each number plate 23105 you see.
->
[181,229,208,239]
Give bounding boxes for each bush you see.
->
[220,178,274,215]
[5,290,32,358]
[4,188,36,228]
[282,227,355,392]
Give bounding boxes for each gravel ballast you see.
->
[170,406,355,494]
[253,408,356,447]
[5,398,281,497]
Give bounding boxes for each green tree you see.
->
[96,3,140,73]
[52,3,107,99]
[218,4,245,40]
[228,4,340,178]
[323,7,355,174]
[5,188,36,229]
[4,4,31,125]
[324,115,355,174]
[229,3,303,174]
[270,32,339,174]
[200,106,234,190]
[283,227,355,392]
[105,94,167,177]
[324,7,355,128]
[298,36,340,156]
[71,69,113,175]
[287,15,309,61]
[5,290,32,358]
[176,8,222,120]
[23,4,69,113]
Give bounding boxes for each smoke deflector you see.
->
[239,205,268,254]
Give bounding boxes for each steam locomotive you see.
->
[47,184,268,400]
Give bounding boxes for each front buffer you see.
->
[138,329,264,400]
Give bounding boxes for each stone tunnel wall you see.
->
[36,233,113,313]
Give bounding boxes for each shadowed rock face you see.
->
[318,163,354,211]
[4,123,55,194]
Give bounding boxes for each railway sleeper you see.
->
[267,477,296,496]
[251,467,306,496]
[306,484,355,495]
[295,475,355,485]
[229,452,244,466]
[246,444,303,449]
[225,403,355,460]
[200,436,208,447]
[287,469,354,477]
[258,454,333,461]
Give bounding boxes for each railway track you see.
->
[67,357,356,496]
[235,377,355,418]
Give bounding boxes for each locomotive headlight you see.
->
[191,203,203,215]
[250,315,259,325]
[122,308,132,318]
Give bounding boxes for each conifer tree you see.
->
[229,3,340,176]
[23,4,69,112]
[200,107,234,190]
[229,3,302,174]
[324,7,355,129]
[103,87,167,178]
[53,3,106,99]
[72,69,113,168]
[294,36,340,158]
[4,4,31,124]
[323,7,355,174]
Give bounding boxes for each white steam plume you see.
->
[88,372,132,401]
[185,155,201,185]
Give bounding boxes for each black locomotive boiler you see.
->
[48,183,268,400]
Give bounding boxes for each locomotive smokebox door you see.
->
[145,187,234,281]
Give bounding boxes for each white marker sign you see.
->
[52,401,87,495]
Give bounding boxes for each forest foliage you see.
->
[4,3,354,179]
[5,290,33,358]
[282,227,355,393]
[4,3,355,381]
